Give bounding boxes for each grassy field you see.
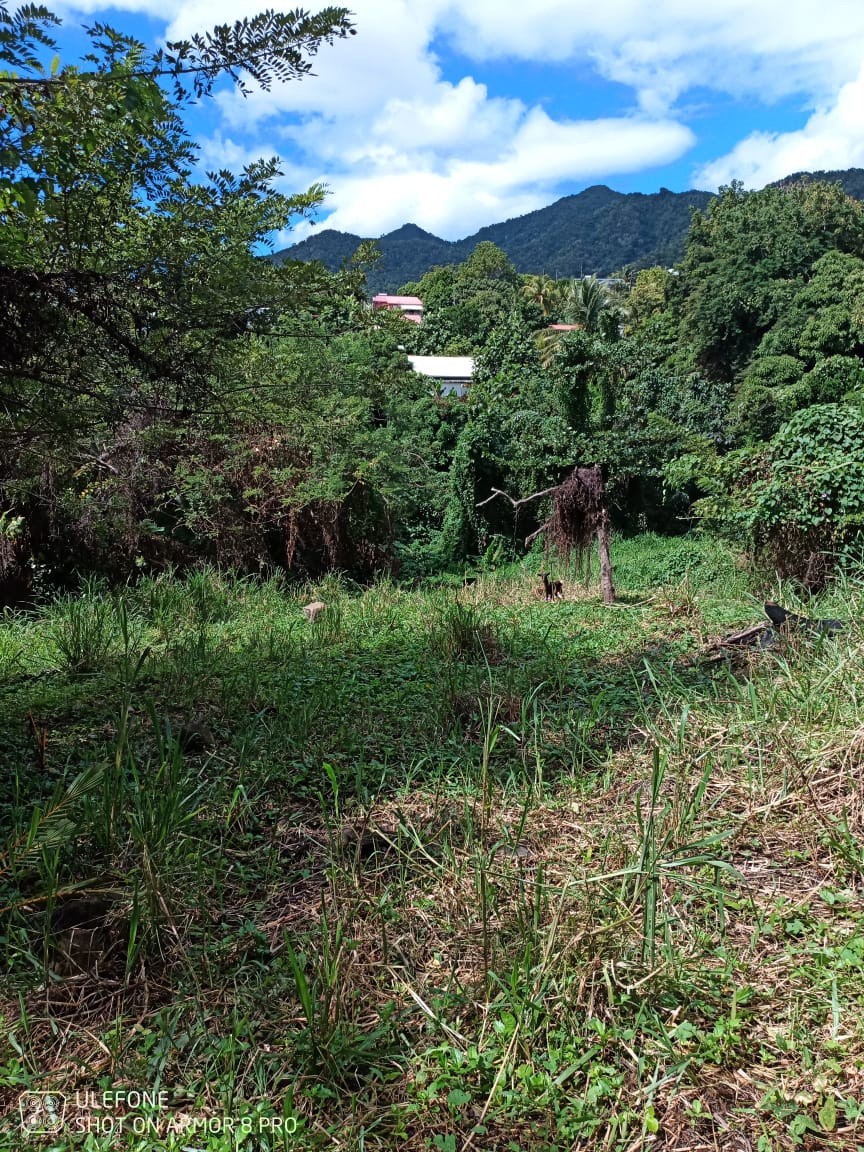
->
[1,534,863,1151]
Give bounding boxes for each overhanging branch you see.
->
[475,484,560,511]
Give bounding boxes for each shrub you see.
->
[748,403,864,583]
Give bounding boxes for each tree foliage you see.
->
[4,16,864,601]
[0,2,456,595]
[679,180,864,381]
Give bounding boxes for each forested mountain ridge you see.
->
[274,168,864,294]
[273,185,714,292]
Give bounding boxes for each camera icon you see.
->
[19,1092,67,1135]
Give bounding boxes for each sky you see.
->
[42,0,864,244]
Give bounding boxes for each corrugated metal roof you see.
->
[407,355,474,379]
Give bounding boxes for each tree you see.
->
[0,2,367,597]
[695,403,864,585]
[538,276,624,367]
[557,275,620,334]
[545,466,616,604]
[679,180,864,381]
[0,4,354,100]
[1,2,354,446]
[627,266,673,329]
[475,465,617,603]
[460,241,518,284]
[407,244,535,358]
[521,273,558,318]
[751,403,864,585]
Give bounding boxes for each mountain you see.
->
[271,222,466,292]
[771,167,864,199]
[272,169,864,295]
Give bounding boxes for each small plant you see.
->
[44,576,119,673]
[431,598,500,662]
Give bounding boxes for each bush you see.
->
[748,403,864,584]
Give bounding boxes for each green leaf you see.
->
[818,1095,837,1132]
[644,1105,660,1134]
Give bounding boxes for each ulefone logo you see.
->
[19,1092,67,1136]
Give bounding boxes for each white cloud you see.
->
[440,1,864,109]
[55,0,864,237]
[309,113,693,239]
[695,59,864,189]
[193,0,698,238]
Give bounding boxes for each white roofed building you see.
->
[407,355,474,397]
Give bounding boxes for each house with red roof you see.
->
[372,294,424,323]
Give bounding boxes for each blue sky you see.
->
[39,1,864,242]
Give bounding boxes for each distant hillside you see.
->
[273,169,864,295]
[771,167,864,199]
[272,223,467,294]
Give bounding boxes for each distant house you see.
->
[547,324,580,332]
[407,355,474,398]
[372,294,424,324]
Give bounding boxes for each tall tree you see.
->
[0,2,358,596]
[557,275,620,334]
[679,180,864,381]
[521,273,558,318]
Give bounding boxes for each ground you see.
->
[1,534,863,1150]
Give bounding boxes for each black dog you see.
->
[540,572,563,601]
[764,602,844,636]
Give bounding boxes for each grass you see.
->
[1,534,863,1150]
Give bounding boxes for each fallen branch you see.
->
[700,623,772,662]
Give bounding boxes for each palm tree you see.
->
[521,273,559,318]
[537,276,626,368]
[558,275,610,332]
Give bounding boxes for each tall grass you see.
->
[43,576,119,674]
[1,538,863,1150]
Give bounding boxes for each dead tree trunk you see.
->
[582,460,617,603]
[476,463,616,603]
[596,517,615,604]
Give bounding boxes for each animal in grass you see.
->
[759,602,844,648]
[763,602,844,635]
[48,895,123,977]
[176,719,216,753]
[540,572,564,601]
[303,600,326,622]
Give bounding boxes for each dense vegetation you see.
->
[4,0,864,599]
[3,3,864,1150]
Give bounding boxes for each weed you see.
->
[43,576,120,674]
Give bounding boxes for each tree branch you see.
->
[475,484,560,511]
[524,519,552,547]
